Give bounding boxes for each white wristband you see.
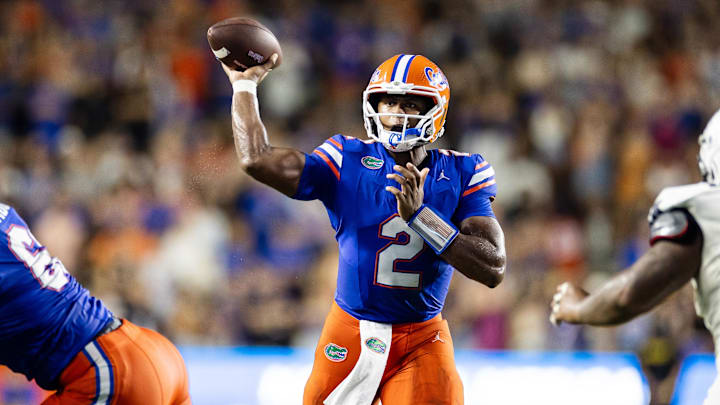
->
[232,80,257,95]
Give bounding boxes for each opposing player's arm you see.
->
[551,210,703,326]
[223,56,306,197]
[441,216,506,288]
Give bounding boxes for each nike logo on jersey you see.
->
[437,170,450,181]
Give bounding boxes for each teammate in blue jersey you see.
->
[0,204,191,404]
[220,53,506,405]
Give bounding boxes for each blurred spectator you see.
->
[0,0,717,402]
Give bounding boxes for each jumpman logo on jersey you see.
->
[431,331,445,343]
[437,170,450,182]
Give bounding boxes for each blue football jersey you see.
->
[294,135,497,323]
[0,204,113,390]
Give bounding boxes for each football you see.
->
[207,17,283,71]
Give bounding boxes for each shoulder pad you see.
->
[648,183,712,223]
[338,135,375,152]
[438,149,471,158]
[653,183,712,212]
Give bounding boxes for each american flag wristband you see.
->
[407,204,459,255]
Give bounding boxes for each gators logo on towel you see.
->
[365,337,387,354]
[324,343,348,362]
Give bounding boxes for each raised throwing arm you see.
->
[222,55,306,197]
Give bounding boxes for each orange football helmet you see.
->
[363,54,450,152]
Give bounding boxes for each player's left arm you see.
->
[550,210,703,326]
[386,163,506,288]
[441,215,506,287]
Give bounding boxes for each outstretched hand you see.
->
[221,53,279,85]
[386,163,430,221]
[549,282,589,325]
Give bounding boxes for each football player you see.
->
[0,204,191,404]
[221,53,506,405]
[550,108,720,404]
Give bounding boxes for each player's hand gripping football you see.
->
[221,53,279,85]
[386,163,430,221]
[549,281,589,325]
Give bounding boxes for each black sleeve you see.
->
[649,209,703,246]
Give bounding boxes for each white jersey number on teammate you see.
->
[7,225,70,291]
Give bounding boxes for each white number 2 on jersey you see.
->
[7,225,70,291]
[375,216,425,289]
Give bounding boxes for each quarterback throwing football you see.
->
[551,109,720,404]
[221,53,506,405]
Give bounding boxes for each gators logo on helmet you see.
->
[370,68,386,84]
[424,67,448,90]
[362,54,450,152]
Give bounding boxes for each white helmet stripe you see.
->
[391,54,415,83]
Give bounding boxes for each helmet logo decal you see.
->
[424,67,448,90]
[370,68,386,84]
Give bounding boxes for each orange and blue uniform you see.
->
[295,135,497,404]
[0,204,190,404]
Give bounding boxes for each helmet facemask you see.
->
[363,83,445,152]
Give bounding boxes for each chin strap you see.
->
[407,204,459,254]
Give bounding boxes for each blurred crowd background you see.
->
[1,0,718,402]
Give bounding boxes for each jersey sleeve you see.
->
[0,203,10,225]
[292,135,345,205]
[647,187,704,246]
[453,155,497,224]
[648,209,702,246]
[0,203,17,233]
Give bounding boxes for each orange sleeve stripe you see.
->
[474,161,489,170]
[328,138,343,150]
[313,150,340,180]
[462,179,496,197]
